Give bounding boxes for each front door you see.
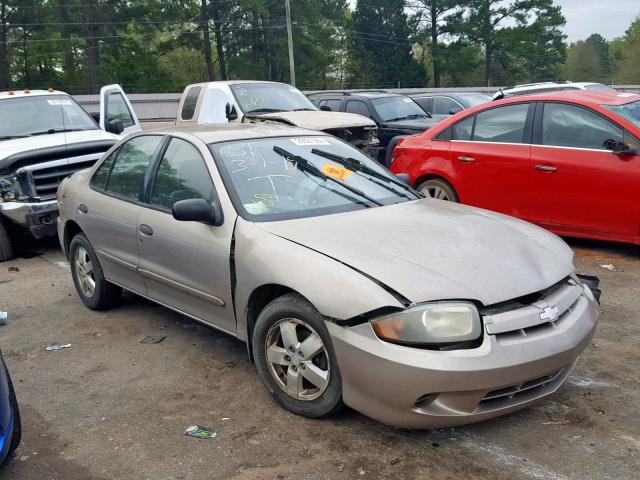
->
[137,137,237,334]
[530,102,640,237]
[449,103,533,218]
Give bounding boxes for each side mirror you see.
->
[319,105,332,111]
[225,103,238,121]
[603,138,637,156]
[449,107,463,115]
[395,173,410,185]
[172,198,223,226]
[106,119,124,135]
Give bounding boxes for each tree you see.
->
[348,0,425,88]
[449,0,566,86]
[412,0,459,87]
[613,17,640,83]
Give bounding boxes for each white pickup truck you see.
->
[173,81,379,150]
[0,85,140,261]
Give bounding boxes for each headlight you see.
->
[371,302,482,347]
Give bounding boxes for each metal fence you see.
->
[74,86,640,123]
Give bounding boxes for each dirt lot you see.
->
[0,237,638,480]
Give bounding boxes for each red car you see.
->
[390,91,640,245]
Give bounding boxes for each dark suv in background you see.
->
[409,92,491,122]
[307,91,439,165]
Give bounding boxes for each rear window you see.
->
[181,86,201,120]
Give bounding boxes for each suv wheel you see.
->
[0,218,14,262]
[416,178,459,202]
[69,234,121,310]
[253,293,343,418]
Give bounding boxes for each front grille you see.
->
[481,278,585,340]
[17,154,101,201]
[480,369,564,408]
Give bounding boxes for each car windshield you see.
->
[209,135,420,221]
[371,96,428,122]
[230,83,317,115]
[0,94,97,140]
[463,94,492,107]
[604,100,640,129]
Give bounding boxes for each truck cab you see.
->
[174,81,379,151]
[0,85,140,261]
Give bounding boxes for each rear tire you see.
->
[69,234,121,310]
[415,177,459,202]
[252,293,343,418]
[0,218,14,262]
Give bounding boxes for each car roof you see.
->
[142,123,328,144]
[503,82,602,92]
[308,91,399,99]
[495,90,640,106]
[0,89,69,99]
[410,92,490,98]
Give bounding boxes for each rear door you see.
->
[99,84,141,136]
[529,102,640,236]
[137,136,237,334]
[81,134,164,294]
[448,103,533,218]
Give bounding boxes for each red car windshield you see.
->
[604,100,640,129]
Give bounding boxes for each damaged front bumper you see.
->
[0,200,59,238]
[327,290,599,429]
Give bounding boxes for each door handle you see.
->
[78,203,88,214]
[535,165,557,172]
[139,224,153,236]
[457,156,475,163]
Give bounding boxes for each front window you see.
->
[230,83,317,115]
[462,94,491,107]
[209,136,420,221]
[0,94,98,140]
[604,100,640,129]
[371,96,428,122]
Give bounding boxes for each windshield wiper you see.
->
[311,148,419,200]
[0,135,28,140]
[29,128,86,136]
[272,146,383,207]
[385,114,428,122]
[245,108,284,115]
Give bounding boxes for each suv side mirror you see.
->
[172,198,223,226]
[449,107,463,115]
[106,119,124,135]
[395,173,410,185]
[225,103,238,121]
[319,105,332,111]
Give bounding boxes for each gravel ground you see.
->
[0,237,638,480]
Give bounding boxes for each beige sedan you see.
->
[57,124,599,428]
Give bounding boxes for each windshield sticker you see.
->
[322,164,352,181]
[289,137,331,146]
[47,99,73,106]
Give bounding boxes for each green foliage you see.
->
[613,17,640,84]
[562,34,612,83]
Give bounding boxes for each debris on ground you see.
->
[390,458,401,465]
[46,343,72,351]
[0,311,6,326]
[140,335,166,344]
[184,425,217,439]
[8,266,19,272]
[542,416,571,425]
[357,467,366,475]
[598,264,615,271]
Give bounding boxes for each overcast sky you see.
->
[347,1,639,43]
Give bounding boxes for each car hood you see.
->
[257,200,575,307]
[382,117,439,131]
[0,129,119,161]
[254,111,377,130]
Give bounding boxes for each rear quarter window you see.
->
[181,86,201,120]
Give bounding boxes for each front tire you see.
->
[69,234,121,310]
[6,365,21,454]
[415,177,459,202]
[0,217,14,262]
[253,293,343,418]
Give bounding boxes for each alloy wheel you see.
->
[74,246,96,298]
[265,318,330,401]
[421,184,452,201]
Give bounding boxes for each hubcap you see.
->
[74,246,96,298]
[421,184,451,201]
[265,318,330,401]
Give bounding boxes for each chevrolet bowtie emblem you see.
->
[540,305,560,321]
